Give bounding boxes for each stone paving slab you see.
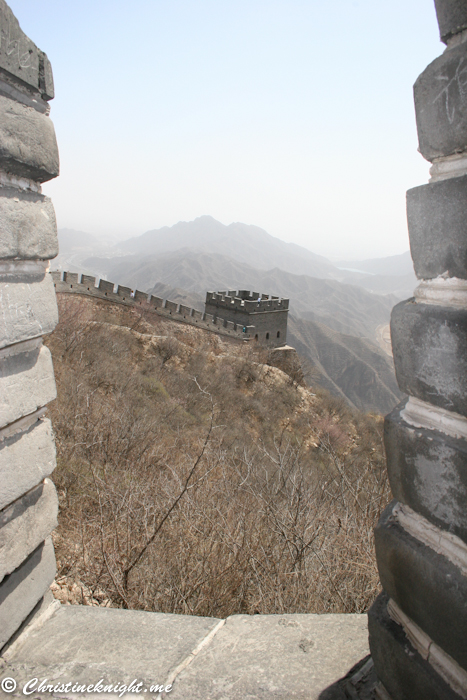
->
[1,604,369,699]
[172,613,369,700]
[1,605,222,698]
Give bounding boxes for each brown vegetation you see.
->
[45,294,390,617]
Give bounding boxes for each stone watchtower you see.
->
[205,290,289,347]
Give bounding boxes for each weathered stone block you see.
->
[375,503,467,670]
[0,269,58,348]
[98,279,114,294]
[0,537,56,649]
[164,300,178,313]
[434,0,467,43]
[80,274,96,288]
[117,285,132,299]
[63,271,79,284]
[0,0,54,99]
[368,592,461,700]
[134,290,147,303]
[179,304,192,316]
[0,186,58,259]
[0,95,59,182]
[414,42,467,161]
[0,343,56,428]
[407,176,467,279]
[391,300,467,416]
[385,401,467,542]
[0,478,58,582]
[149,295,163,308]
[0,417,56,511]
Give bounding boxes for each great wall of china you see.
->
[51,270,289,347]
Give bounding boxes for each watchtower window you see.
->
[277,331,280,338]
[255,334,258,341]
[266,333,270,340]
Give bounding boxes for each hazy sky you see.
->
[9,1,442,259]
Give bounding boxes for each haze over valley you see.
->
[53,216,411,413]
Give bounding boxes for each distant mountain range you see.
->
[52,216,413,413]
[55,216,417,299]
[82,250,395,340]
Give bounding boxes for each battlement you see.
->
[51,271,255,341]
[204,289,288,347]
[206,290,289,312]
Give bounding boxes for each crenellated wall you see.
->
[51,271,256,342]
[0,0,60,650]
[205,290,288,347]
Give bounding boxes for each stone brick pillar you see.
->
[368,2,467,698]
[0,1,60,649]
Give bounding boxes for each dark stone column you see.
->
[369,4,467,698]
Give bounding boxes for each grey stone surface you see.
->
[414,42,467,161]
[0,186,58,259]
[0,479,58,583]
[391,299,467,416]
[0,537,55,650]
[0,343,56,428]
[173,613,369,699]
[368,593,461,700]
[407,176,467,280]
[434,0,467,43]
[0,417,56,511]
[0,0,54,100]
[0,95,59,182]
[205,293,288,347]
[375,502,467,671]
[385,400,467,543]
[2,605,222,696]
[0,270,58,348]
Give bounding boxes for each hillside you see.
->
[288,316,402,414]
[83,250,395,340]
[45,293,390,616]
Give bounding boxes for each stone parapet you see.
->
[0,95,59,182]
[52,271,255,342]
[385,400,467,543]
[0,187,58,259]
[407,175,467,280]
[0,0,54,101]
[391,300,467,417]
[0,537,56,649]
[375,501,467,671]
[434,0,467,44]
[371,3,467,695]
[0,2,59,649]
[0,341,56,428]
[414,42,467,162]
[0,478,58,582]
[369,593,461,700]
[0,415,56,512]
[0,264,58,349]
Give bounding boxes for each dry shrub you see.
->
[46,295,390,616]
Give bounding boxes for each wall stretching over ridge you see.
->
[51,271,256,342]
[0,0,60,650]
